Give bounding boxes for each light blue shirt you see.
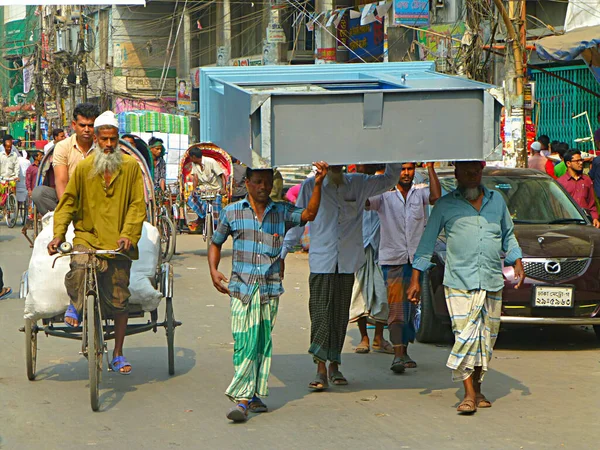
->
[282,164,402,274]
[362,209,380,251]
[413,187,522,292]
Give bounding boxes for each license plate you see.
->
[533,286,574,308]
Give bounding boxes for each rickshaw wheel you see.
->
[160,216,176,263]
[25,318,37,381]
[5,193,17,228]
[205,213,213,252]
[87,295,102,412]
[166,297,175,375]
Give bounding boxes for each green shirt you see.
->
[554,161,567,178]
[53,153,147,259]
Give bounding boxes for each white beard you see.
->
[459,185,482,201]
[91,149,123,177]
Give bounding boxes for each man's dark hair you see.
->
[246,167,274,181]
[551,140,559,150]
[189,147,203,159]
[3,134,13,144]
[538,135,550,148]
[148,137,164,147]
[563,149,581,164]
[555,142,569,159]
[72,103,100,121]
[52,128,64,139]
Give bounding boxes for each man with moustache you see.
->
[559,150,600,228]
[32,103,100,215]
[48,111,146,375]
[366,162,441,373]
[209,162,328,422]
[407,161,524,414]
[283,163,402,390]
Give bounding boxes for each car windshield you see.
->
[438,175,587,224]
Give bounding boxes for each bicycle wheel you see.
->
[166,297,175,375]
[5,193,17,228]
[205,212,213,253]
[160,215,176,263]
[86,294,102,412]
[25,318,38,381]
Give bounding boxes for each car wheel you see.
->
[415,271,449,344]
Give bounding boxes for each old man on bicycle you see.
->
[47,111,147,375]
[186,146,227,231]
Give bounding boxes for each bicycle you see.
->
[0,180,18,228]
[198,190,222,253]
[155,188,176,262]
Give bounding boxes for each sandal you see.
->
[390,357,406,374]
[0,287,12,300]
[64,304,81,327]
[354,343,370,354]
[476,394,492,408]
[226,403,248,422]
[248,396,268,413]
[457,398,477,414]
[329,370,348,386]
[398,354,417,369]
[109,356,132,375]
[372,341,394,354]
[308,373,329,391]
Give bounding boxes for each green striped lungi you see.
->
[444,287,503,383]
[225,285,279,402]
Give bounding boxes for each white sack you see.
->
[24,214,162,320]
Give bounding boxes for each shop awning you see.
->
[536,25,600,83]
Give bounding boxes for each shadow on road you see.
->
[33,346,196,411]
[495,324,599,351]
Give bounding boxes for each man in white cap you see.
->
[32,103,100,215]
[48,111,146,375]
[528,141,547,172]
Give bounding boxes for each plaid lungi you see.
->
[225,285,279,402]
[349,245,388,323]
[308,272,355,364]
[444,287,503,382]
[381,264,415,346]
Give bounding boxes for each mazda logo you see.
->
[544,261,561,274]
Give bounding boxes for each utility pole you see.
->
[493,0,527,168]
[315,0,336,64]
[216,0,231,66]
[35,5,44,140]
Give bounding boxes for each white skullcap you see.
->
[531,141,542,152]
[94,111,119,129]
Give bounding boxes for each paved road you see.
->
[0,226,599,449]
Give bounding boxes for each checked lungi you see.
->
[444,287,503,382]
[308,272,355,364]
[349,245,388,323]
[381,264,416,347]
[225,285,279,402]
[187,192,223,220]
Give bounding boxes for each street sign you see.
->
[267,27,286,44]
[45,101,59,119]
[126,77,176,92]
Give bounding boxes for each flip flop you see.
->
[64,304,81,327]
[308,373,329,391]
[476,394,492,408]
[354,343,370,354]
[329,370,348,386]
[0,287,12,300]
[390,357,406,374]
[372,341,394,354]
[226,403,248,422]
[109,356,132,375]
[457,398,477,415]
[248,396,268,413]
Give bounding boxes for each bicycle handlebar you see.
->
[52,243,131,269]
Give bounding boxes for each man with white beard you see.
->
[283,163,401,390]
[48,111,146,375]
[407,161,524,414]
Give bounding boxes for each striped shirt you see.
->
[212,198,305,303]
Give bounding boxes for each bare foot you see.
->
[65,316,79,327]
[355,336,370,353]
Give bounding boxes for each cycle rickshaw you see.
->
[20,139,179,412]
[0,179,18,228]
[175,143,233,251]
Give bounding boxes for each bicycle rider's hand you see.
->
[48,237,63,255]
[117,237,132,252]
[210,270,230,295]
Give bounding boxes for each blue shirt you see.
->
[413,187,522,292]
[212,198,304,303]
[282,164,402,274]
[362,209,380,251]
[588,156,600,199]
